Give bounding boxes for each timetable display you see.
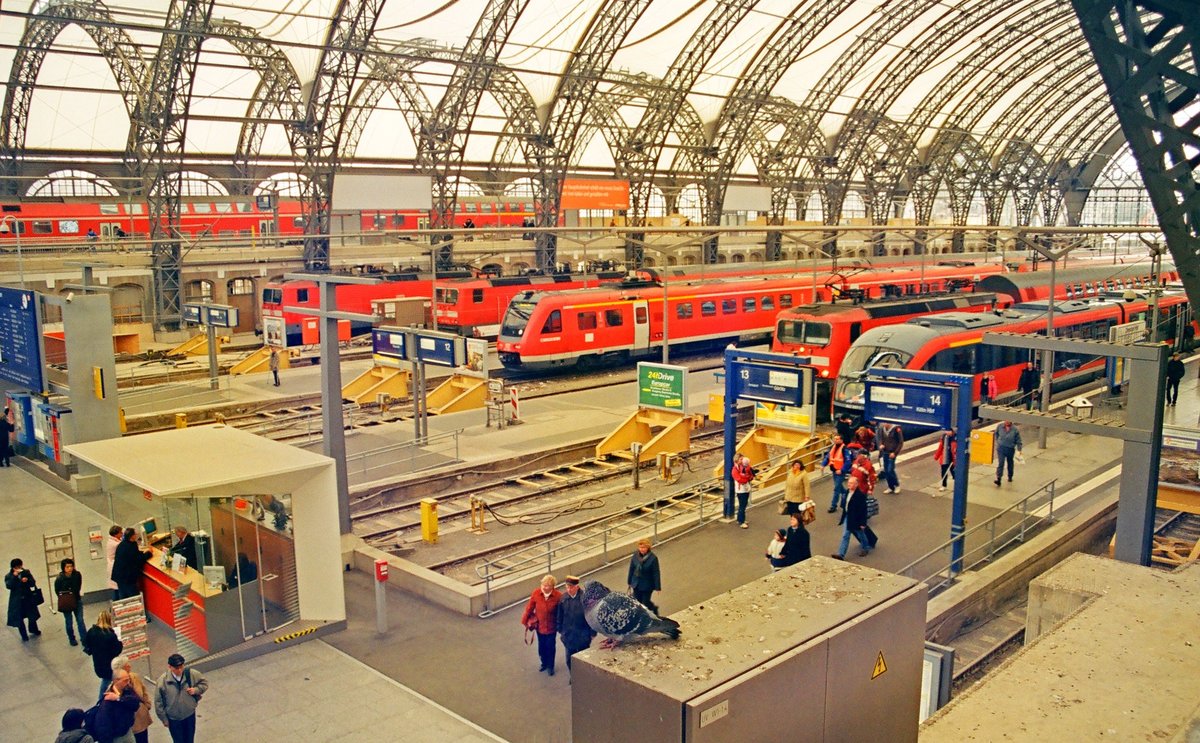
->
[0,287,44,392]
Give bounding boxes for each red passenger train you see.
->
[495,264,1007,372]
[831,288,1194,419]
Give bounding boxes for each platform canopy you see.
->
[65,424,333,498]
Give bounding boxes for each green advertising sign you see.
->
[637,362,688,411]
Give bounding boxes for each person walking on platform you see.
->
[851,451,877,496]
[832,477,872,560]
[520,575,561,676]
[555,576,594,674]
[993,420,1024,486]
[113,655,153,743]
[783,460,811,516]
[111,528,151,601]
[779,512,812,568]
[105,525,123,601]
[823,437,854,513]
[981,372,998,406]
[0,406,13,466]
[155,653,207,743]
[878,421,903,493]
[730,456,755,528]
[627,540,661,614]
[1165,352,1185,406]
[83,610,123,702]
[835,412,856,447]
[6,557,41,642]
[853,420,877,461]
[54,558,87,646]
[268,348,281,387]
[934,428,957,493]
[1018,362,1040,410]
[94,667,141,743]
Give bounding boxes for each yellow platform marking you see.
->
[872,651,887,679]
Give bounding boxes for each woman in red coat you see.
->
[934,428,957,492]
[520,574,562,676]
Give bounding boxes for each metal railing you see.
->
[898,479,1057,595]
[345,429,462,484]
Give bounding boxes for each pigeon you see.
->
[581,580,681,648]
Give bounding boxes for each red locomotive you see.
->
[495,264,1007,372]
[832,287,1193,418]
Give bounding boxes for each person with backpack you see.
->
[155,653,208,743]
[822,436,854,513]
[55,708,94,743]
[878,421,904,493]
[730,456,756,528]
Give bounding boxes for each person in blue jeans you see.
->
[822,436,854,513]
[878,422,903,493]
[52,558,87,646]
[832,476,872,560]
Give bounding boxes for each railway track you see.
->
[1149,508,1200,568]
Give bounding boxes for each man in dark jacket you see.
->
[1018,362,1040,410]
[994,420,1024,485]
[832,476,872,560]
[555,576,595,673]
[626,539,661,614]
[94,668,141,743]
[878,422,904,494]
[779,512,812,567]
[111,528,151,600]
[1165,352,1185,406]
[168,526,198,570]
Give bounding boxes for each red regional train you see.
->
[495,264,1008,372]
[0,196,536,243]
[772,262,1180,415]
[831,288,1194,419]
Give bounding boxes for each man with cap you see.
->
[555,576,595,675]
[155,653,207,743]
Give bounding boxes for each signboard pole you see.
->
[723,348,738,519]
[205,322,219,391]
[950,380,973,573]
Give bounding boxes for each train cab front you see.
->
[832,343,913,418]
[496,297,537,369]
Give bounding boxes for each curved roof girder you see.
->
[201,19,307,196]
[132,0,216,329]
[341,42,436,158]
[415,0,529,250]
[825,0,1035,225]
[613,0,758,226]
[527,0,656,270]
[692,0,857,231]
[1,0,146,195]
[294,0,386,271]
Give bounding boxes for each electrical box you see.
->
[572,557,927,743]
[420,498,438,544]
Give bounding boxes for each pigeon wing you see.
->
[591,592,653,639]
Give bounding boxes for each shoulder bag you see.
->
[29,585,45,606]
[57,590,77,612]
[865,496,880,519]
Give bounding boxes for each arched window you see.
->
[676,184,704,223]
[26,170,118,198]
[255,173,307,198]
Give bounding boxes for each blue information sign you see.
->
[182,304,202,325]
[204,306,238,328]
[0,287,44,392]
[415,333,463,367]
[732,361,807,406]
[372,329,408,360]
[863,380,955,429]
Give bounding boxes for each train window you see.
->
[722,299,736,314]
[296,289,309,303]
[578,311,598,330]
[677,303,693,319]
[925,347,975,375]
[607,309,625,327]
[701,301,716,317]
[392,215,406,228]
[130,204,144,215]
[524,203,535,212]
[743,298,756,312]
[777,320,832,346]
[472,289,484,303]
[479,203,493,213]
[236,203,252,213]
[216,202,233,213]
[292,217,305,228]
[374,215,388,229]
[542,310,562,333]
[100,204,120,215]
[761,296,775,311]
[780,294,793,308]
[262,288,282,305]
[194,203,212,214]
[436,288,457,304]
[58,220,79,234]
[32,221,53,234]
[464,203,478,213]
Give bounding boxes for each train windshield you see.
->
[262,288,282,305]
[841,345,912,376]
[776,319,832,347]
[500,301,537,337]
[435,288,458,304]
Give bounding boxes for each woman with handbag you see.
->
[83,610,124,702]
[782,460,811,516]
[6,557,42,641]
[53,558,87,647]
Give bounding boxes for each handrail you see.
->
[345,429,463,481]
[898,479,1057,594]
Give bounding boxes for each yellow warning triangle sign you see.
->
[872,651,887,679]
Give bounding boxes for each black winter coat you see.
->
[841,488,870,532]
[83,626,123,679]
[555,591,595,651]
[93,685,140,741]
[5,569,41,626]
[54,569,83,603]
[626,551,661,593]
[111,540,150,585]
[779,525,812,567]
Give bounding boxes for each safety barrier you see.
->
[344,429,463,485]
[898,479,1057,595]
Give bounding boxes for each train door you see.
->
[99,223,122,240]
[849,322,863,343]
[633,300,650,352]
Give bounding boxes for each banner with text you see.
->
[637,362,688,412]
[561,179,631,210]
